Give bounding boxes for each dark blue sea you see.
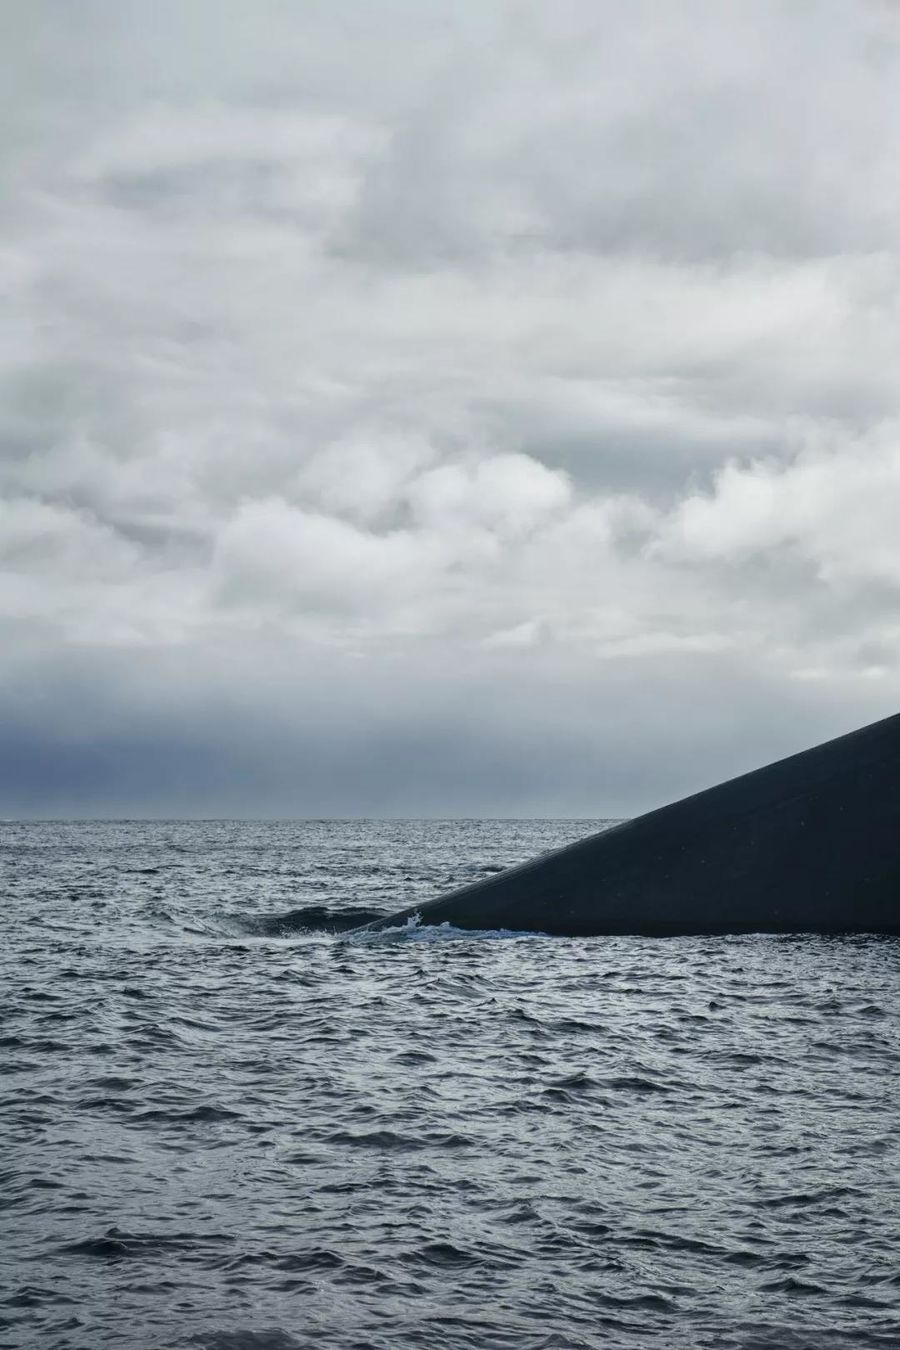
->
[3,819,900,1350]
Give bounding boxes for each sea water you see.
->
[3,819,899,1349]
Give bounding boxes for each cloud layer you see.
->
[2,1,900,815]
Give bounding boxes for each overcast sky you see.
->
[2,1,900,817]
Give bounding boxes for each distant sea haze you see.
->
[4,818,900,1349]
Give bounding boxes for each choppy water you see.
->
[3,819,900,1350]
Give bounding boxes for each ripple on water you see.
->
[3,819,900,1350]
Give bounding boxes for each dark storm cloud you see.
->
[0,640,880,818]
[2,1,900,815]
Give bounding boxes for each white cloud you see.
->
[297,433,436,525]
[660,431,900,590]
[213,498,430,617]
[407,453,570,537]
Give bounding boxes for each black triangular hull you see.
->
[353,712,900,936]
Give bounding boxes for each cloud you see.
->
[660,430,900,591]
[1,0,900,814]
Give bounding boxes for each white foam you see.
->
[346,913,544,944]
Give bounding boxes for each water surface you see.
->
[3,820,900,1349]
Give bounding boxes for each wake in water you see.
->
[344,914,547,944]
[233,905,392,936]
[223,906,544,943]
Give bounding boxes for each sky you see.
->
[2,0,900,817]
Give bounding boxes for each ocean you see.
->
[3,819,900,1350]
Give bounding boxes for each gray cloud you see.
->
[2,1,899,816]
